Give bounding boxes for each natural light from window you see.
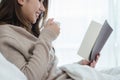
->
[48,0,120,70]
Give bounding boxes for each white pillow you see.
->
[0,52,27,80]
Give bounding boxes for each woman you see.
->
[0,0,98,80]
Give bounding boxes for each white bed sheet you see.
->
[0,52,27,80]
[61,64,120,80]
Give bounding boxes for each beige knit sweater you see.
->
[0,24,71,80]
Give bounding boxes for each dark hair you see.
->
[0,0,48,37]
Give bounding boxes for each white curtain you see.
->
[95,0,120,70]
[107,0,120,66]
[48,0,120,70]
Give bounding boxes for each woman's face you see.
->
[18,0,45,24]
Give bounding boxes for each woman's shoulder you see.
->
[0,24,21,34]
[0,24,25,32]
[0,24,16,36]
[0,24,37,41]
[0,24,30,36]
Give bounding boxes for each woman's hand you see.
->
[89,54,100,67]
[44,18,60,36]
[79,53,100,68]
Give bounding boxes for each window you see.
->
[48,0,120,70]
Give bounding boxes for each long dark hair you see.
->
[0,0,48,37]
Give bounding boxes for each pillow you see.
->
[0,52,27,80]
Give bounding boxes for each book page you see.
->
[77,21,102,60]
[77,20,113,61]
[89,21,113,61]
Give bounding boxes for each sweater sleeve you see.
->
[0,28,58,80]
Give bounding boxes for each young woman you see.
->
[0,0,98,80]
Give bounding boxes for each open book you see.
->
[77,20,113,61]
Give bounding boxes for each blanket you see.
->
[0,52,27,80]
[61,64,120,80]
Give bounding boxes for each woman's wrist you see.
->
[40,28,58,42]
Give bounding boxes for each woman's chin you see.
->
[31,19,37,24]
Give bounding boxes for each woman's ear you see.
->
[17,0,25,6]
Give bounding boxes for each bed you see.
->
[61,63,120,80]
[0,52,27,80]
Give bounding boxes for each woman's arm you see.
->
[0,19,60,80]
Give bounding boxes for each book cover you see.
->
[77,20,113,61]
